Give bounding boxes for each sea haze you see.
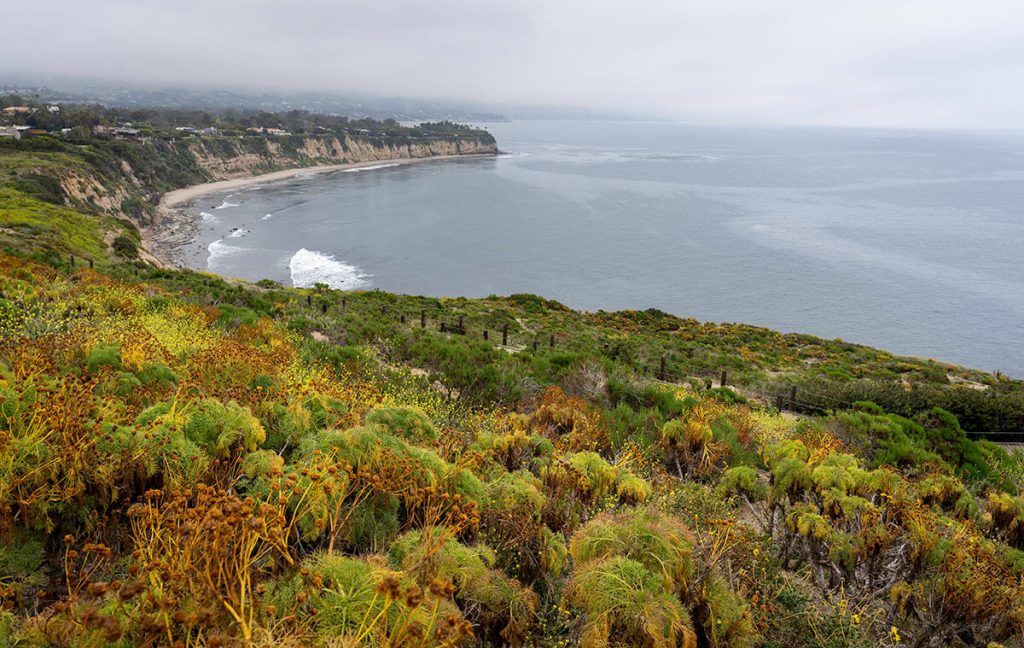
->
[179,121,1024,376]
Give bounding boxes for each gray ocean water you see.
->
[179,121,1024,376]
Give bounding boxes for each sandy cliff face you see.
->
[57,170,133,214]
[41,132,496,264]
[186,134,497,181]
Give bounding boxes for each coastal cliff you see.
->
[0,129,496,264]
[53,132,496,225]
[187,134,497,180]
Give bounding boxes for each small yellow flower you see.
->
[851,613,860,625]
[890,626,901,643]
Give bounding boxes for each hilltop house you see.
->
[246,126,290,136]
[112,127,143,139]
[2,106,31,115]
[0,127,20,139]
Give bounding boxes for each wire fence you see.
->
[304,295,1024,442]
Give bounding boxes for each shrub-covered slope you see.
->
[0,254,1022,647]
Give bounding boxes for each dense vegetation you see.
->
[1,115,1023,646]
[0,253,1021,647]
[0,96,497,143]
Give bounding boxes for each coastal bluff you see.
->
[33,130,496,234]
[187,133,497,180]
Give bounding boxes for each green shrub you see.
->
[718,466,767,502]
[137,398,265,458]
[84,344,122,373]
[348,496,401,552]
[266,553,459,643]
[571,509,694,592]
[112,234,138,259]
[696,575,758,648]
[570,555,693,647]
[104,419,210,489]
[389,529,538,644]
[364,406,438,444]
[136,363,178,387]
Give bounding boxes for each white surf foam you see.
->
[288,248,369,290]
[227,228,249,238]
[261,213,274,220]
[342,163,400,173]
[213,195,240,210]
[206,238,243,269]
[200,211,215,222]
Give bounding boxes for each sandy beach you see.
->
[145,154,490,267]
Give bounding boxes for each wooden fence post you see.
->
[720,370,727,388]
[776,394,785,411]
[320,302,327,314]
[789,385,798,410]
[440,322,446,333]
[88,257,94,269]
[342,298,347,311]
[70,254,75,268]
[400,314,406,324]
[381,306,387,316]
[502,324,508,346]
[659,356,666,380]
[421,309,426,328]
[704,378,712,390]
[549,334,555,348]
[458,315,464,333]
[306,295,312,307]
[532,339,538,351]
[483,330,489,341]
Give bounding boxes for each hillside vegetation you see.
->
[1,119,1024,647]
[0,254,1021,647]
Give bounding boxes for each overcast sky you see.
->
[2,0,1024,128]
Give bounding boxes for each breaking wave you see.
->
[342,163,400,173]
[213,195,240,210]
[288,248,369,290]
[206,238,243,269]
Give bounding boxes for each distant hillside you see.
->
[0,79,510,123]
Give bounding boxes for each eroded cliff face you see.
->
[186,134,497,181]
[38,131,496,264]
[57,170,134,215]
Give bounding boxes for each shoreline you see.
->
[144,153,495,267]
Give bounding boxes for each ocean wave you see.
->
[213,196,240,210]
[342,163,400,173]
[207,238,243,269]
[288,248,369,290]
[261,213,273,220]
[227,228,249,238]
